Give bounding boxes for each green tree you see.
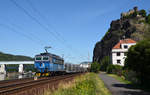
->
[139,9,146,17]
[106,64,115,74]
[24,64,35,72]
[91,62,100,73]
[125,39,150,86]
[100,56,111,71]
[146,14,150,24]
[107,64,123,76]
[6,64,19,72]
[132,11,138,17]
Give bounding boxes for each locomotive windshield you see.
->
[43,56,49,61]
[35,56,42,61]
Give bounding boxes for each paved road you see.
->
[99,73,150,95]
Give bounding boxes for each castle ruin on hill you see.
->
[121,6,141,18]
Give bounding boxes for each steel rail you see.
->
[0,73,79,95]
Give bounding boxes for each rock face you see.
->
[93,7,150,63]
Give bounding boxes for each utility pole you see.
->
[88,52,90,62]
[62,54,64,64]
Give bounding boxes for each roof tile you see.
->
[113,39,136,49]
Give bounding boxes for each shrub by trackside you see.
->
[90,62,100,73]
[125,39,150,86]
[106,64,123,75]
[45,73,111,95]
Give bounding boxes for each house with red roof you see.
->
[112,39,136,66]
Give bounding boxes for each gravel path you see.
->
[99,73,150,95]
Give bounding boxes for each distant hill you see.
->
[93,7,150,63]
[0,52,34,61]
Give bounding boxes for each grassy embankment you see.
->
[45,73,111,95]
[108,74,150,92]
[108,74,131,84]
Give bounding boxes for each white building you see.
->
[80,62,91,71]
[112,39,136,66]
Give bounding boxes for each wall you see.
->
[112,43,136,66]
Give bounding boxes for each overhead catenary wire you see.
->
[9,0,59,42]
[9,0,72,52]
[9,0,88,63]
[9,0,71,56]
[0,16,65,54]
[25,0,79,54]
[25,0,67,43]
[9,22,46,46]
[0,23,44,46]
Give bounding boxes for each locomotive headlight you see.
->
[40,62,45,68]
[42,63,45,67]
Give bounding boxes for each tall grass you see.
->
[45,73,111,95]
[108,74,131,84]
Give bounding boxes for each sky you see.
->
[0,0,150,64]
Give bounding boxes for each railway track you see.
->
[0,73,80,95]
[0,77,51,89]
[0,77,34,87]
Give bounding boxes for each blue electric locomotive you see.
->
[34,52,65,76]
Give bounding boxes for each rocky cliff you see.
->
[93,7,150,63]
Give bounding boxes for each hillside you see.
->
[0,52,34,61]
[93,7,150,63]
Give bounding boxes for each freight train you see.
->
[34,52,85,76]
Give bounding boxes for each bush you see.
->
[146,14,150,24]
[122,70,138,84]
[139,9,146,17]
[113,65,123,76]
[106,64,123,76]
[106,64,115,74]
[91,62,100,73]
[125,39,150,86]
[6,64,19,72]
[132,11,138,17]
[100,56,110,71]
[24,64,36,72]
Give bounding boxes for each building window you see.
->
[124,45,128,49]
[117,60,121,64]
[117,52,120,56]
[124,52,128,56]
